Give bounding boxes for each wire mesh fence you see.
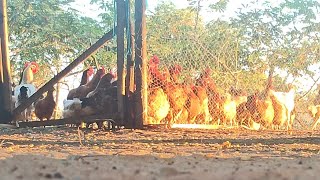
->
[143,10,319,131]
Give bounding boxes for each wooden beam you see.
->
[12,29,116,119]
[127,14,135,94]
[0,0,12,113]
[0,38,3,83]
[134,0,147,129]
[17,114,118,128]
[124,6,135,128]
[116,0,126,124]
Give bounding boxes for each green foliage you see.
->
[146,0,320,93]
[231,0,320,87]
[8,0,320,94]
[8,0,116,85]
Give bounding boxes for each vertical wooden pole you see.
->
[0,40,3,83]
[116,0,126,124]
[124,1,135,128]
[134,0,147,129]
[0,0,12,119]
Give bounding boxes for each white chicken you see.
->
[13,62,38,121]
[308,105,320,130]
[269,84,295,130]
[62,98,95,118]
[221,93,237,126]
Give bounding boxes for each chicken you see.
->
[168,64,182,84]
[67,68,105,100]
[18,61,39,85]
[229,87,248,107]
[15,86,33,121]
[80,86,118,115]
[148,55,167,89]
[236,101,252,126]
[62,98,95,118]
[269,84,295,130]
[80,67,94,86]
[191,85,212,124]
[79,73,118,121]
[147,56,188,125]
[245,92,274,129]
[147,87,170,124]
[183,85,202,124]
[34,88,56,121]
[270,94,287,129]
[86,73,114,98]
[195,68,222,125]
[256,95,274,128]
[163,70,189,125]
[13,63,39,122]
[14,63,38,99]
[308,105,320,130]
[220,93,237,126]
[245,93,259,120]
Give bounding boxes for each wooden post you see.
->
[134,0,147,129]
[128,20,135,93]
[116,0,126,124]
[0,0,12,113]
[12,29,116,119]
[0,0,12,123]
[124,2,135,128]
[0,39,3,83]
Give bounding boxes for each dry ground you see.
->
[0,126,320,180]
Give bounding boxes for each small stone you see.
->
[135,169,140,174]
[53,172,63,179]
[44,173,52,179]
[160,167,179,177]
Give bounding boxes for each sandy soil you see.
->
[0,126,320,180]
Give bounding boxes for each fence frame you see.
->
[0,0,148,129]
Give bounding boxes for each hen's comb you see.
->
[24,61,39,73]
[150,55,160,64]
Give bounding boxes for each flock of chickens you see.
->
[12,62,118,124]
[147,55,297,130]
[62,67,118,120]
[13,62,56,122]
[11,58,320,131]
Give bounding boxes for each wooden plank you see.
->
[0,38,3,82]
[17,114,117,128]
[126,4,135,93]
[134,0,147,129]
[128,24,135,93]
[124,1,135,128]
[0,0,12,113]
[116,0,126,124]
[12,28,116,119]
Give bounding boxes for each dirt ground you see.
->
[1,126,320,180]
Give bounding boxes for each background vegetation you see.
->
[7,0,320,116]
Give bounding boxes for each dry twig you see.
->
[77,126,84,146]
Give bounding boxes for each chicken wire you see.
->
[144,23,316,130]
